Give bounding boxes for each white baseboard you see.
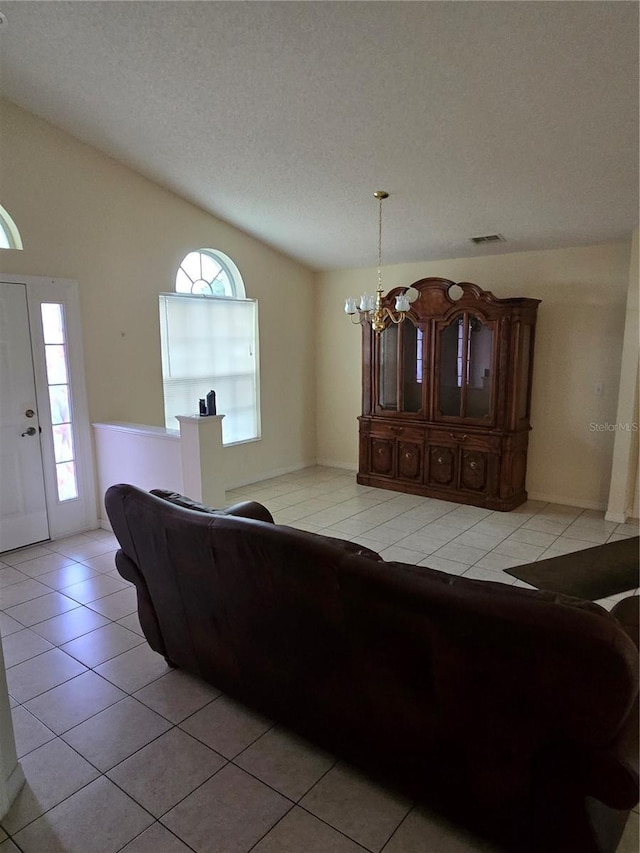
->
[527,492,606,511]
[226,459,318,490]
[315,458,358,472]
[604,511,627,524]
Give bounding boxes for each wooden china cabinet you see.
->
[357,278,540,511]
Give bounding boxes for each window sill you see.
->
[222,436,262,448]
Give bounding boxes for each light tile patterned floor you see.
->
[0,466,638,852]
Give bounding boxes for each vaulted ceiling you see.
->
[0,1,637,270]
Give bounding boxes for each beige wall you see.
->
[316,242,632,509]
[0,99,317,489]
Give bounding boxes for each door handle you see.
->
[21,427,37,437]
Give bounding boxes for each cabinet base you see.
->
[356,473,528,512]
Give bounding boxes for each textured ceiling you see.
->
[0,1,637,271]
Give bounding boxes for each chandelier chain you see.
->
[377,195,383,291]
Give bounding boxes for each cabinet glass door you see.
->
[378,324,398,410]
[466,320,493,418]
[401,323,423,413]
[437,314,493,420]
[438,322,462,416]
[376,321,423,414]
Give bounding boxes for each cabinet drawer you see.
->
[428,428,493,451]
[370,422,424,442]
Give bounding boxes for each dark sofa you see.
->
[105,483,639,853]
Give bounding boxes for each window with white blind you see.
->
[160,250,260,445]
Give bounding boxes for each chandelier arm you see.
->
[383,307,407,325]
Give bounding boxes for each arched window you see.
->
[0,204,23,250]
[175,249,245,298]
[159,249,260,445]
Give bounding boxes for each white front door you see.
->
[0,283,49,551]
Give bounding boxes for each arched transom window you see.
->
[0,203,23,250]
[176,249,245,298]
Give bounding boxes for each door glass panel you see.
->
[48,385,71,425]
[378,324,398,410]
[56,461,78,501]
[41,304,78,501]
[52,423,74,463]
[401,323,423,413]
[41,303,65,344]
[466,319,493,418]
[438,321,462,416]
[44,345,68,385]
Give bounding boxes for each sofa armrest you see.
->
[585,696,639,810]
[611,595,639,650]
[150,488,274,523]
[586,597,639,809]
[115,550,168,659]
[219,501,274,524]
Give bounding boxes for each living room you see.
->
[0,2,638,852]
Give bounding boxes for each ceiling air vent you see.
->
[469,234,505,245]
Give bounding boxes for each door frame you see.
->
[1,275,97,541]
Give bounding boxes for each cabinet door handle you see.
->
[405,451,412,459]
[469,460,477,470]
[436,456,444,465]
[450,433,468,442]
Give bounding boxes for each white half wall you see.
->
[93,423,183,524]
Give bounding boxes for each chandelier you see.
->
[344,190,410,333]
